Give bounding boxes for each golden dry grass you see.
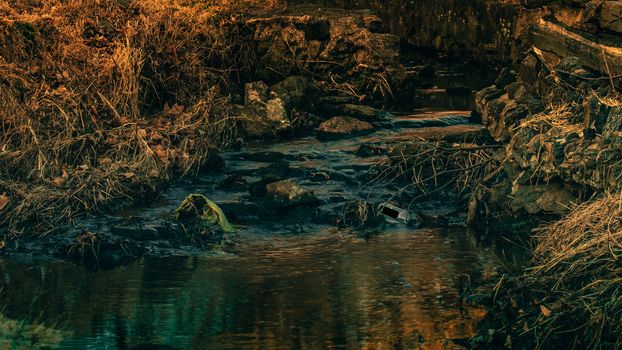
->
[0,0,278,238]
[525,192,622,349]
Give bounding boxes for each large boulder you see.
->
[270,76,313,110]
[317,116,373,139]
[237,81,293,139]
[236,101,291,139]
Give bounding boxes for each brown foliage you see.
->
[0,0,274,237]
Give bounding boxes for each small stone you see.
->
[337,104,383,120]
[317,116,374,140]
[264,179,320,209]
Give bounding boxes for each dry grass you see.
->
[0,0,278,238]
[364,141,500,208]
[525,192,622,349]
[512,103,580,134]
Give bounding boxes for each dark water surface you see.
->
[0,56,508,349]
[0,228,502,350]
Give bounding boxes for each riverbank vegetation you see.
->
[0,311,66,349]
[528,192,622,349]
[0,0,279,239]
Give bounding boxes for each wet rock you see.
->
[249,177,280,197]
[320,95,357,105]
[337,104,385,120]
[245,81,269,106]
[355,144,385,157]
[290,110,323,130]
[478,74,542,142]
[256,159,293,179]
[266,97,288,124]
[240,151,287,162]
[317,116,374,139]
[263,179,320,209]
[474,85,504,119]
[270,76,313,110]
[517,54,540,85]
[235,100,291,139]
[218,174,248,191]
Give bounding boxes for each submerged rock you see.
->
[317,116,374,139]
[336,103,385,120]
[263,179,320,209]
[218,174,248,191]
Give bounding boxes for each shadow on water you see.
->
[0,227,516,350]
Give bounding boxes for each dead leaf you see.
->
[153,145,168,162]
[540,305,552,317]
[98,157,113,165]
[122,172,136,179]
[52,176,67,187]
[148,169,160,178]
[150,131,163,141]
[78,164,90,171]
[170,103,184,115]
[0,193,9,210]
[163,103,184,116]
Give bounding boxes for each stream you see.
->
[0,57,522,349]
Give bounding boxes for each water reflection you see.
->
[0,228,501,350]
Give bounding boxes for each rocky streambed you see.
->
[2,1,621,349]
[0,52,524,349]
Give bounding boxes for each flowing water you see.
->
[0,58,519,349]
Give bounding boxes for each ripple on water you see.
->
[0,227,501,350]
